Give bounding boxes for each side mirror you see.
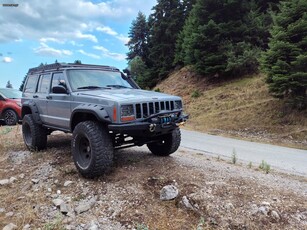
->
[52,85,67,94]
[123,68,131,77]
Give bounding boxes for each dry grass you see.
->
[155,67,307,149]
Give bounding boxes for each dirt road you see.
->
[181,129,307,176]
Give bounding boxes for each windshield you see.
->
[0,88,22,99]
[67,69,134,91]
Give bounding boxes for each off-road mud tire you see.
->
[147,128,181,156]
[72,121,114,178]
[4,109,18,126]
[22,114,47,151]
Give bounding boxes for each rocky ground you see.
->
[0,126,306,230]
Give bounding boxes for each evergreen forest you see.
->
[126,0,307,109]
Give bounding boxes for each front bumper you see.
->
[108,112,188,136]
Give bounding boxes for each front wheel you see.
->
[72,121,114,178]
[147,128,181,156]
[4,109,18,126]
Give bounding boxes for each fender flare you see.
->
[70,104,112,129]
[21,100,42,124]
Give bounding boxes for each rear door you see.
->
[36,74,51,123]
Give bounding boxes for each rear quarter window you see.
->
[24,75,39,93]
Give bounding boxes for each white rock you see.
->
[0,208,5,213]
[57,190,61,195]
[64,181,73,187]
[47,188,52,192]
[5,211,14,217]
[31,179,39,184]
[0,179,10,185]
[9,177,17,183]
[250,204,258,215]
[182,196,194,210]
[60,203,72,215]
[75,197,96,214]
[259,206,269,216]
[52,198,64,207]
[22,224,31,230]
[261,201,271,206]
[3,223,17,230]
[160,185,179,201]
[225,203,234,210]
[19,174,25,179]
[271,210,280,220]
[85,221,99,230]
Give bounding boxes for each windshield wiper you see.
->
[106,85,130,89]
[77,86,109,90]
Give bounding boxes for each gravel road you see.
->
[181,129,307,176]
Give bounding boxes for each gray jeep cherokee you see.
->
[21,63,188,178]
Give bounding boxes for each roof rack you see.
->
[27,63,119,74]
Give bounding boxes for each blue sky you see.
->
[0,0,156,89]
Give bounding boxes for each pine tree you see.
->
[6,81,13,88]
[147,0,185,82]
[261,0,307,109]
[19,76,26,91]
[129,56,151,89]
[126,12,149,62]
[175,0,280,78]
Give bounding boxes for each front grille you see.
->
[135,100,181,119]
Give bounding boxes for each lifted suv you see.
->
[21,63,188,178]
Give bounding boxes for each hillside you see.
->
[155,67,307,149]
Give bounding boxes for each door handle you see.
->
[46,96,52,99]
[33,95,38,98]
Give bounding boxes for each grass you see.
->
[43,214,64,230]
[136,223,149,230]
[191,90,201,98]
[0,124,24,154]
[259,160,271,174]
[155,67,307,149]
[231,148,237,164]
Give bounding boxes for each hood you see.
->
[75,88,181,102]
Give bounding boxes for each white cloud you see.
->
[39,37,64,43]
[78,49,100,59]
[97,26,118,36]
[70,41,84,47]
[0,0,156,43]
[94,46,126,61]
[34,43,73,57]
[96,26,129,44]
[2,57,13,63]
[75,31,98,43]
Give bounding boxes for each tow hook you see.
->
[149,124,156,132]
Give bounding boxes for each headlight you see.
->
[121,105,135,122]
[174,100,182,110]
[16,102,22,107]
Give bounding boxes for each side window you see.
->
[51,72,65,89]
[38,74,51,93]
[24,75,39,93]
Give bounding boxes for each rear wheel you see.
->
[22,114,47,151]
[147,128,181,156]
[72,121,114,178]
[4,109,18,126]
